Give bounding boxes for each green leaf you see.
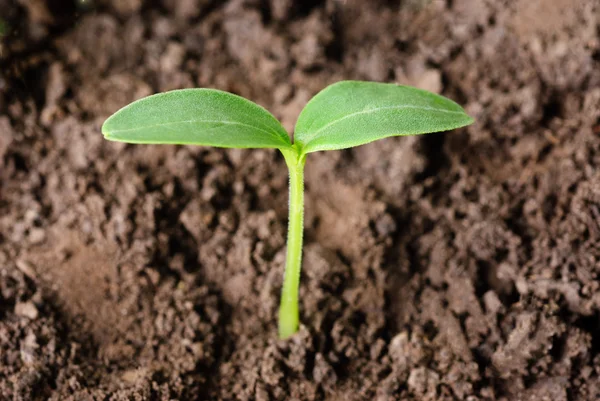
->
[294,81,474,154]
[0,19,7,36]
[102,89,292,150]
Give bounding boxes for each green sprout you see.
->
[102,81,473,338]
[0,19,7,37]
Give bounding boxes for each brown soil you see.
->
[1,0,600,400]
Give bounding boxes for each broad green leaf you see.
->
[102,89,292,149]
[294,81,474,154]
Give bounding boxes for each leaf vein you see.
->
[298,104,466,144]
[107,119,289,146]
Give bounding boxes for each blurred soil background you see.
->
[0,0,599,400]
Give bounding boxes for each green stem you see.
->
[278,148,306,339]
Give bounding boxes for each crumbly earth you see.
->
[1,0,599,400]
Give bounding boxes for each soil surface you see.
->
[1,0,600,400]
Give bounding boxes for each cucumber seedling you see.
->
[102,80,473,338]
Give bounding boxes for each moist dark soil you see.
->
[1,0,600,400]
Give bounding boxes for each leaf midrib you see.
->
[105,119,290,146]
[297,104,466,145]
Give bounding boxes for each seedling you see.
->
[102,81,473,338]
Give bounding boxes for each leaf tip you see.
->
[463,113,475,125]
[464,113,475,127]
[101,118,117,141]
